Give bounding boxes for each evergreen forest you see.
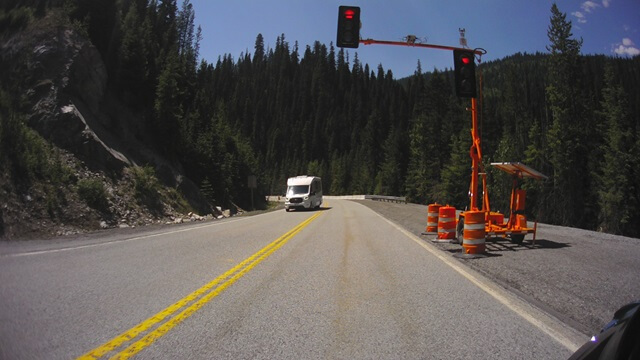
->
[2,1,640,237]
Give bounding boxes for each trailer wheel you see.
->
[510,234,524,244]
[456,219,464,245]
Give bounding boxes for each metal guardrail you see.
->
[364,195,407,204]
[323,195,366,200]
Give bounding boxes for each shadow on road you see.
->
[444,248,503,257]
[483,238,571,252]
[286,206,332,212]
[435,237,570,258]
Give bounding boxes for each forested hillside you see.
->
[2,1,639,237]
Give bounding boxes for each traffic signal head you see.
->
[453,49,477,98]
[337,6,360,48]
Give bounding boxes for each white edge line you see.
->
[374,211,586,353]
[3,211,276,258]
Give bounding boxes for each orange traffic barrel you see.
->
[437,206,456,239]
[426,203,442,232]
[463,210,486,254]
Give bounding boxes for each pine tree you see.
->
[118,2,147,105]
[253,33,265,65]
[544,3,588,226]
[376,125,406,196]
[437,127,472,209]
[176,0,195,57]
[154,51,181,155]
[405,113,429,203]
[597,64,640,236]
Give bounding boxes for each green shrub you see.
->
[132,166,159,199]
[130,165,164,214]
[77,178,108,211]
[44,184,65,218]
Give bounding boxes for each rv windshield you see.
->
[287,185,309,196]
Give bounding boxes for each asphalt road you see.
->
[0,200,585,359]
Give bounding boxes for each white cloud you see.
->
[573,0,610,23]
[581,1,599,13]
[572,11,587,23]
[613,38,640,56]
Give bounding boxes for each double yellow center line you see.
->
[79,211,323,359]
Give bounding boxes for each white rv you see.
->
[285,176,323,212]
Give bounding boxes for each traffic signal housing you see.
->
[337,6,360,48]
[453,49,477,98]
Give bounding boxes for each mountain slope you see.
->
[0,9,217,239]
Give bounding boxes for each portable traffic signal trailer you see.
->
[487,162,547,244]
[456,162,547,254]
[455,96,547,257]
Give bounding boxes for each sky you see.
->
[189,0,639,79]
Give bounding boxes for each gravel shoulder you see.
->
[354,199,640,337]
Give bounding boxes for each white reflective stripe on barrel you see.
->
[438,228,456,233]
[438,217,455,222]
[427,222,438,226]
[463,238,485,245]
[428,212,439,217]
[464,223,485,230]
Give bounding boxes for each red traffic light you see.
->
[337,6,360,48]
[344,9,355,19]
[453,49,477,98]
